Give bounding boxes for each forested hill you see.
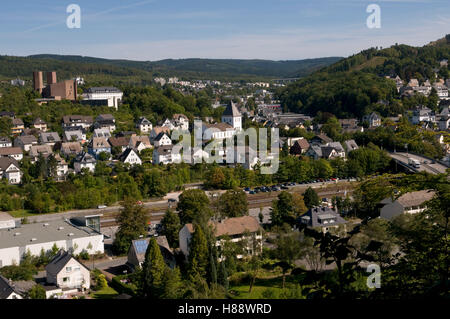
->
[0,54,342,82]
[278,34,450,119]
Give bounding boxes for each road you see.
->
[389,152,448,175]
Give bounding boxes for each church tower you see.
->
[221,101,242,131]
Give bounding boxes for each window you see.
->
[63,277,69,282]
[66,267,72,272]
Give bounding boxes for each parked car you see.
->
[97,205,107,209]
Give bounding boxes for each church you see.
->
[221,101,242,131]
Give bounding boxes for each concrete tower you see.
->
[33,71,44,94]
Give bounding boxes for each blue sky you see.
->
[0,0,449,60]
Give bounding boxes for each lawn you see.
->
[90,286,119,299]
[7,209,36,218]
[229,274,303,299]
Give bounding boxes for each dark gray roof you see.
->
[130,236,175,268]
[0,275,18,299]
[76,152,96,164]
[299,206,346,228]
[87,87,122,94]
[222,101,241,117]
[45,250,88,275]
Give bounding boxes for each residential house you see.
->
[172,113,189,131]
[152,145,181,165]
[380,190,436,220]
[60,142,83,158]
[305,145,323,160]
[161,118,175,130]
[179,216,262,260]
[0,147,23,161]
[39,132,61,147]
[128,136,152,152]
[153,132,172,148]
[74,152,97,173]
[343,140,359,152]
[29,145,53,163]
[108,136,130,153]
[326,142,346,158]
[62,115,93,130]
[54,154,69,178]
[88,137,111,158]
[411,106,435,125]
[339,119,364,133]
[45,251,91,291]
[0,276,23,299]
[0,137,12,148]
[289,138,310,156]
[11,118,24,135]
[119,148,142,166]
[93,128,112,139]
[362,112,382,128]
[33,117,48,131]
[63,129,86,144]
[150,126,171,142]
[136,117,152,133]
[0,219,103,267]
[298,206,347,233]
[0,157,21,184]
[127,236,176,271]
[310,134,333,145]
[14,135,38,152]
[439,115,450,131]
[94,114,116,133]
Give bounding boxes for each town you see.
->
[0,36,449,300]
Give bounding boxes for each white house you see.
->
[172,114,189,131]
[45,250,91,292]
[152,145,181,165]
[0,276,23,299]
[83,87,123,110]
[380,190,436,220]
[179,216,262,260]
[153,132,172,148]
[0,147,23,161]
[0,137,12,148]
[14,135,38,152]
[119,148,142,166]
[136,117,152,133]
[74,152,97,173]
[0,157,21,184]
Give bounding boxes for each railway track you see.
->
[100,181,356,228]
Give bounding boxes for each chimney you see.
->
[47,71,57,85]
[33,71,44,94]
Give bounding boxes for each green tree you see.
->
[188,224,209,279]
[177,189,211,224]
[142,238,167,298]
[113,198,149,254]
[27,284,46,299]
[303,187,320,209]
[218,189,248,218]
[160,209,181,248]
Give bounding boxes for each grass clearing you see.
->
[90,285,119,299]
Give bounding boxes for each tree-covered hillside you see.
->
[0,54,341,83]
[278,34,450,118]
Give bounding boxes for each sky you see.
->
[0,0,449,61]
